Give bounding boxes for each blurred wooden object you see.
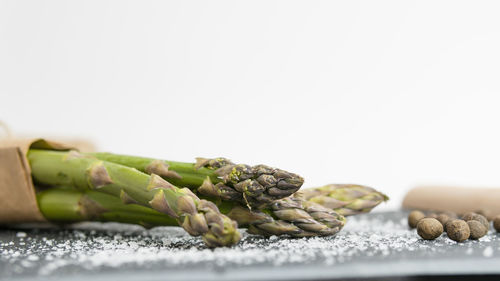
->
[402,186,500,219]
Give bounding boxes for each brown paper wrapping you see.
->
[0,138,80,223]
[402,186,500,217]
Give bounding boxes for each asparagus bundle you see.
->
[89,153,304,206]
[299,184,389,216]
[28,149,241,247]
[28,150,386,241]
[37,187,346,237]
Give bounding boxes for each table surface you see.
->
[1,211,500,281]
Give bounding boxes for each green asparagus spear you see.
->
[298,184,389,216]
[28,149,241,247]
[37,188,179,228]
[88,153,304,207]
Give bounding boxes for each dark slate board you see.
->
[1,211,499,281]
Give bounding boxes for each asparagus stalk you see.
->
[298,184,389,216]
[37,187,346,237]
[37,188,180,228]
[88,153,304,207]
[27,149,241,247]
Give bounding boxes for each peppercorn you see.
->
[408,210,425,228]
[444,220,451,233]
[461,212,489,230]
[426,213,438,219]
[475,210,492,221]
[446,219,470,242]
[467,220,487,240]
[436,214,450,226]
[443,211,458,219]
[493,215,500,232]
[417,218,443,240]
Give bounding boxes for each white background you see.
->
[1,1,500,210]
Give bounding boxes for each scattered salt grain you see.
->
[16,232,27,238]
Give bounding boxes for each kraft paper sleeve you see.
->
[0,138,75,223]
